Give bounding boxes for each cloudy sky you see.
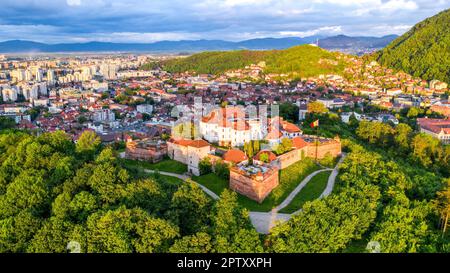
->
[0,0,449,43]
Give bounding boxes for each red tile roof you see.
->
[223,149,248,164]
[171,139,211,148]
[281,120,301,133]
[253,150,277,162]
[292,137,308,149]
[418,118,450,134]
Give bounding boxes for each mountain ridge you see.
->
[0,35,395,53]
[319,35,398,49]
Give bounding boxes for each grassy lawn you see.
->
[247,158,321,212]
[157,175,184,185]
[193,173,228,195]
[279,170,331,214]
[193,158,321,212]
[134,171,184,186]
[121,158,187,174]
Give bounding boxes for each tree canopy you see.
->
[378,9,450,83]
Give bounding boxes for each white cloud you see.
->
[0,0,448,43]
[380,0,418,11]
[67,0,81,6]
[222,0,272,7]
[369,24,413,35]
[354,0,419,15]
[279,26,343,38]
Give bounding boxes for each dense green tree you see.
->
[164,50,269,75]
[76,130,101,158]
[27,217,77,253]
[269,184,380,253]
[0,210,42,252]
[0,170,48,218]
[169,181,212,235]
[88,162,128,204]
[434,179,450,234]
[122,178,168,215]
[252,140,261,155]
[273,138,293,155]
[307,102,328,114]
[86,206,179,253]
[199,157,213,175]
[394,123,413,153]
[356,121,394,146]
[68,191,99,222]
[211,190,264,253]
[169,232,213,253]
[370,198,436,253]
[259,153,270,163]
[407,107,421,118]
[411,133,440,168]
[0,117,15,130]
[348,113,359,129]
[279,102,299,122]
[213,160,230,180]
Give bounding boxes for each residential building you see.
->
[136,104,154,115]
[417,118,450,144]
[167,139,213,176]
[93,109,115,123]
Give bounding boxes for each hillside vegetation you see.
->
[163,50,271,75]
[377,9,450,83]
[264,45,347,78]
[163,45,347,78]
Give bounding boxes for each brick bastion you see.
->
[229,163,279,203]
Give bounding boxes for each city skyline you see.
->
[0,0,449,43]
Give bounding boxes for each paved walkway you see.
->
[144,170,220,200]
[273,168,332,212]
[144,153,347,234]
[249,153,347,234]
[248,211,292,234]
[320,155,346,199]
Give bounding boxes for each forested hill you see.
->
[377,9,450,83]
[163,50,271,75]
[162,45,347,78]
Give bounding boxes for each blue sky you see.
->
[0,0,449,43]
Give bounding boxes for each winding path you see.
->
[143,153,346,234]
[144,170,220,200]
[273,168,332,212]
[320,154,346,199]
[249,153,347,233]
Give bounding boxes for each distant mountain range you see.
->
[0,35,397,53]
[318,35,398,50]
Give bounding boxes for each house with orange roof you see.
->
[417,118,450,144]
[431,104,450,118]
[200,107,264,147]
[279,118,302,138]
